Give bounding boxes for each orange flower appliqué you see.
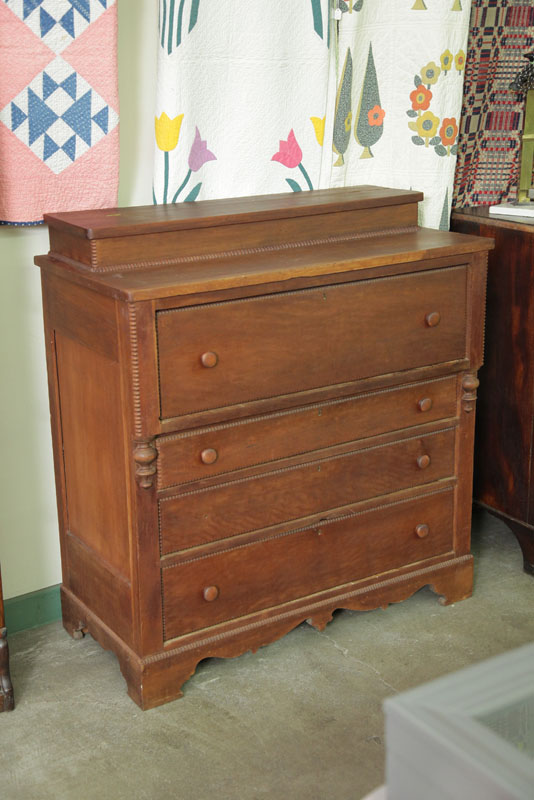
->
[368,105,385,126]
[440,117,458,147]
[271,129,303,168]
[455,50,465,72]
[410,84,432,111]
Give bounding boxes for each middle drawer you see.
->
[156,376,457,489]
[158,427,456,555]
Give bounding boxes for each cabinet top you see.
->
[452,205,534,232]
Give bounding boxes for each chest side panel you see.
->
[43,275,134,644]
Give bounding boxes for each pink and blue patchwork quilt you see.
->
[0,0,119,225]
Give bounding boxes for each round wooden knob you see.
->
[201,448,218,465]
[200,351,218,368]
[417,397,433,413]
[417,454,431,470]
[203,585,219,602]
[425,311,441,328]
[415,524,430,539]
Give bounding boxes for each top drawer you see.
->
[157,266,467,419]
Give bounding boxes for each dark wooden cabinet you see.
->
[36,187,492,709]
[451,206,534,574]
[0,566,14,712]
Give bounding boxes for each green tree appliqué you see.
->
[355,43,384,159]
[333,48,353,166]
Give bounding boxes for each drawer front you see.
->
[159,427,456,554]
[157,376,457,488]
[157,267,467,419]
[161,489,455,639]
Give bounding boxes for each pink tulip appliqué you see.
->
[172,127,217,203]
[271,129,313,192]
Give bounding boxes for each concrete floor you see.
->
[1,509,533,800]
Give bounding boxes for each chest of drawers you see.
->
[36,186,492,709]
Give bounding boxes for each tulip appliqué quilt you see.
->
[153,1,470,229]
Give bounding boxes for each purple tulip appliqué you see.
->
[189,127,217,171]
[172,127,217,203]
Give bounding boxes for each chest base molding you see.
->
[61,555,473,710]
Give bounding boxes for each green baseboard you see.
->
[4,584,62,634]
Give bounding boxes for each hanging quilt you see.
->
[453,0,534,208]
[153,0,334,205]
[332,0,472,229]
[153,0,470,229]
[0,0,119,226]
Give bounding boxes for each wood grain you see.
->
[157,267,467,419]
[162,490,455,639]
[451,207,534,572]
[36,187,490,707]
[159,428,456,554]
[55,333,131,577]
[156,376,457,488]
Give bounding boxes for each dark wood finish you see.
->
[37,188,491,708]
[45,186,422,270]
[158,428,456,555]
[0,566,14,712]
[156,376,457,488]
[156,267,467,419]
[451,206,534,573]
[162,491,455,639]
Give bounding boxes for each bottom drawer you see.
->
[161,489,454,640]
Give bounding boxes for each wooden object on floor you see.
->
[36,186,492,709]
[451,206,534,574]
[0,566,14,712]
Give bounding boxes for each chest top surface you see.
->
[36,186,493,302]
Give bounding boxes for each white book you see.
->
[489,202,534,218]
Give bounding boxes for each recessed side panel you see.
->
[55,333,131,580]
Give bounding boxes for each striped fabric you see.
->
[453,0,534,208]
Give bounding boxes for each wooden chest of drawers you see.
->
[36,186,492,709]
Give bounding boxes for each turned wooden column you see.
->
[0,566,14,711]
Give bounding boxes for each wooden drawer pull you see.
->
[200,448,219,465]
[415,523,429,539]
[417,397,433,412]
[203,585,219,602]
[417,454,431,470]
[200,351,219,368]
[425,311,441,328]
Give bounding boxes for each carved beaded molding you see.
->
[71,225,420,273]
